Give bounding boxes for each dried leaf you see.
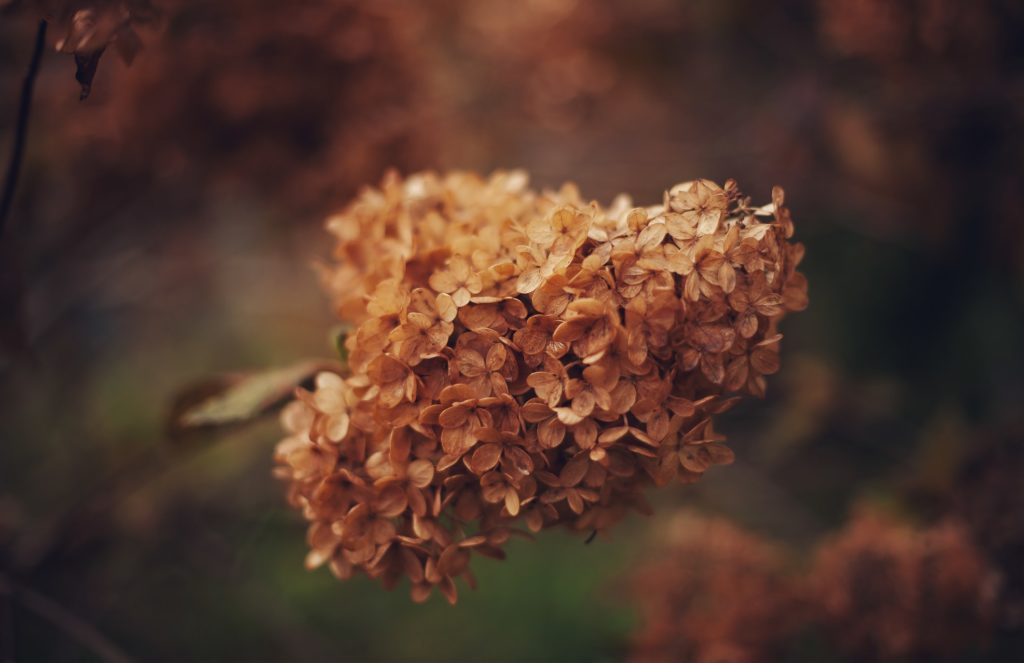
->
[172,359,342,431]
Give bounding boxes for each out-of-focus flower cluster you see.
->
[273,170,806,603]
[431,0,688,133]
[46,0,436,211]
[630,511,998,663]
[818,0,997,64]
[810,513,998,660]
[630,513,804,663]
[954,432,1024,630]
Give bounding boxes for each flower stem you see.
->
[0,19,48,239]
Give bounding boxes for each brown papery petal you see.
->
[537,417,566,449]
[438,404,471,427]
[439,577,458,606]
[407,459,435,488]
[469,443,502,474]
[436,293,458,322]
[560,453,590,487]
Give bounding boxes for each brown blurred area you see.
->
[1,0,1023,660]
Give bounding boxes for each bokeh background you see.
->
[1,0,1023,660]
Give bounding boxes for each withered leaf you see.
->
[74,47,105,100]
[171,358,343,432]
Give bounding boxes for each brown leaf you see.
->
[73,48,105,100]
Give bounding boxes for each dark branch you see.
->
[0,19,48,238]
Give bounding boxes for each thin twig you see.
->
[0,575,134,663]
[1,581,14,663]
[0,19,48,238]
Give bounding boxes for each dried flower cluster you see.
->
[630,511,998,663]
[630,513,804,663]
[810,513,998,661]
[275,170,807,603]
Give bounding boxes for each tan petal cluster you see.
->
[276,170,807,603]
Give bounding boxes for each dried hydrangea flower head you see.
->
[809,513,998,660]
[276,170,807,603]
[628,512,804,663]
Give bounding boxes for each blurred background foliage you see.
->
[1,0,1023,660]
